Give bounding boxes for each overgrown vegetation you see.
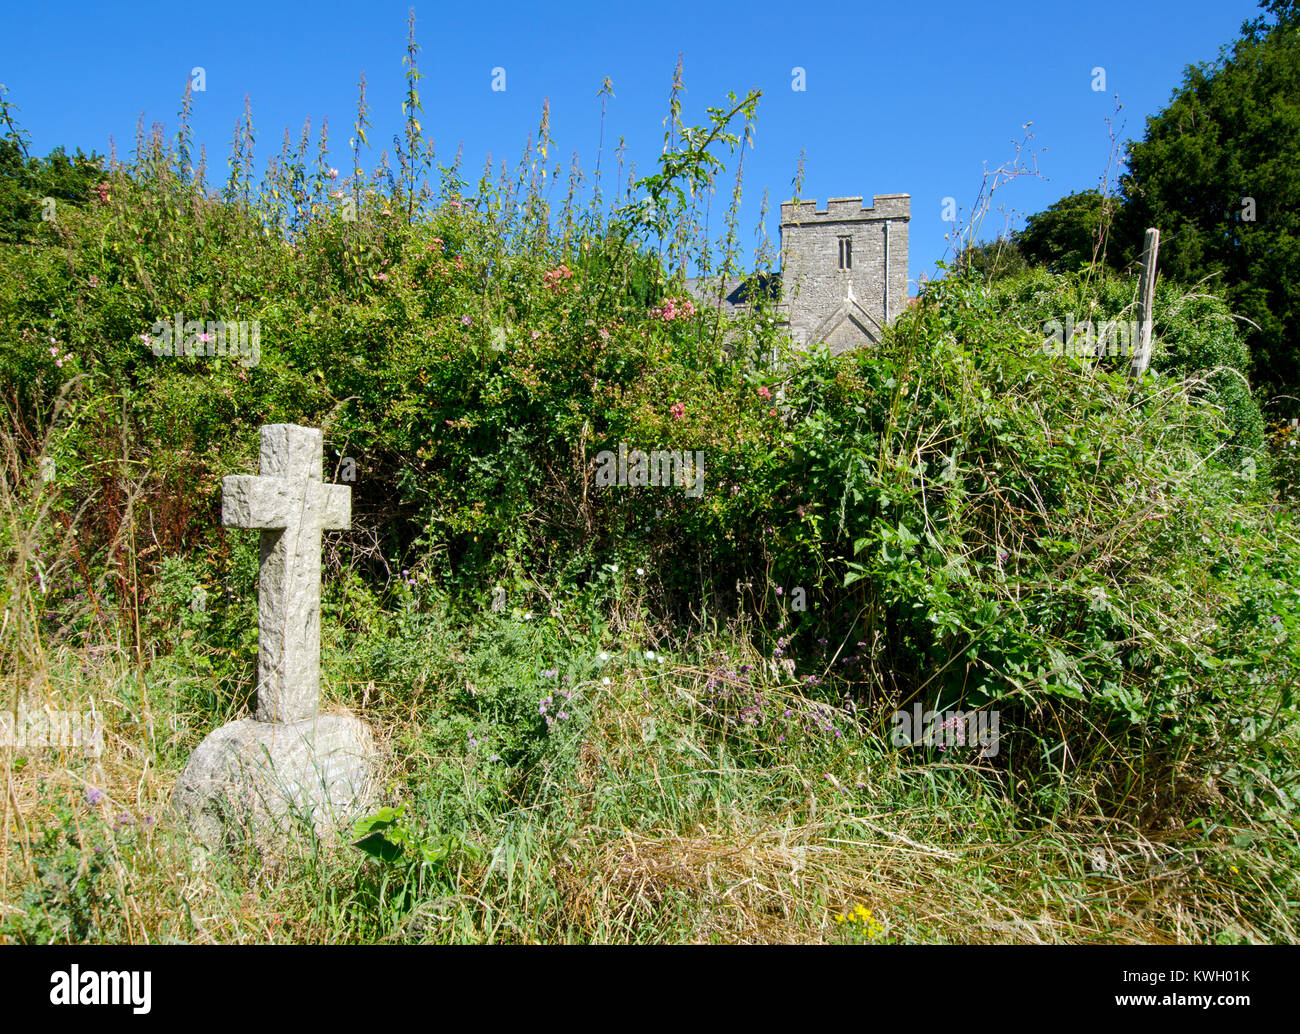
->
[1,21,1297,944]
[960,1,1300,410]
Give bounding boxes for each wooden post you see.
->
[1129,228,1160,379]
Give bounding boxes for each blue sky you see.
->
[0,0,1264,290]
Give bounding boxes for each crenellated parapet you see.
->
[779,194,911,225]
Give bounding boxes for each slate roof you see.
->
[682,273,782,315]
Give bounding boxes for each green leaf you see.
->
[354,831,405,864]
[352,805,404,840]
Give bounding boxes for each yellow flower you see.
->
[834,913,847,925]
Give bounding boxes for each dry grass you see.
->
[545,811,1288,945]
[1,651,1295,944]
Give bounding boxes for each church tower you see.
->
[779,194,910,354]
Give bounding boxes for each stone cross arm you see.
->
[222,475,350,530]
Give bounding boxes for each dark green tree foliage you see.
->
[1118,2,1300,398]
[0,93,105,246]
[0,141,107,244]
[1014,189,1123,274]
[957,236,1029,280]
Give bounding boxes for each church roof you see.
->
[682,272,782,315]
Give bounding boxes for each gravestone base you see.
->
[173,712,376,852]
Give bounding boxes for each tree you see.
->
[1118,1,1300,400]
[0,86,105,244]
[0,140,106,245]
[957,236,1028,280]
[1014,189,1124,274]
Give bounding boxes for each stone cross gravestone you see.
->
[174,424,376,850]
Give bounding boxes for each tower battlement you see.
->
[780,194,911,225]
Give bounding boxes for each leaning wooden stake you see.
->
[1129,228,1160,379]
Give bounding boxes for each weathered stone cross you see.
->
[175,423,374,851]
[221,424,350,723]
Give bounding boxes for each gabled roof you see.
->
[809,290,883,347]
[683,272,782,315]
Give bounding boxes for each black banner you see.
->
[0,944,1290,1022]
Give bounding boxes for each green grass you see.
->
[3,610,1296,944]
